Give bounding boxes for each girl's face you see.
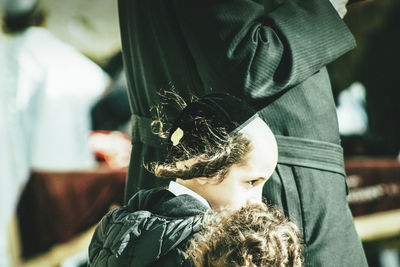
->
[193,117,278,210]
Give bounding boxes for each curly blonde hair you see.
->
[187,203,303,267]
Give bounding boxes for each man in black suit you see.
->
[118,0,368,265]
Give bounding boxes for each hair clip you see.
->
[171,127,184,146]
[176,157,197,169]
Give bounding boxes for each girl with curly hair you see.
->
[187,202,303,267]
[89,93,281,266]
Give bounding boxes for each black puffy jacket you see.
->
[88,188,208,266]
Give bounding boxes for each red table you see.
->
[16,158,400,258]
[17,166,127,259]
[345,158,400,217]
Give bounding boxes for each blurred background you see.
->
[0,0,121,63]
[0,0,399,266]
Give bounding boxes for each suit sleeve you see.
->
[172,0,356,100]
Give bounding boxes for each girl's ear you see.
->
[194,177,209,185]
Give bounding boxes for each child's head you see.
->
[187,203,303,267]
[152,93,278,209]
[2,0,46,34]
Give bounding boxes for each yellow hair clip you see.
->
[171,127,184,146]
[176,158,197,170]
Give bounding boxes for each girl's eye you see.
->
[247,180,259,187]
[246,177,267,187]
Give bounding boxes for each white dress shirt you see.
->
[168,181,211,209]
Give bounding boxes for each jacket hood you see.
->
[89,188,208,266]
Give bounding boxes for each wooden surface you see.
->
[354,209,400,241]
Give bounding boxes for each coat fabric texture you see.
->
[118,0,368,265]
[88,188,207,267]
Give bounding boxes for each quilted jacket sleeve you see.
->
[88,207,203,267]
[87,210,115,266]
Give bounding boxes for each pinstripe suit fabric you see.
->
[118,0,368,265]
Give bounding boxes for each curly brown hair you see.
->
[149,92,252,181]
[187,203,303,267]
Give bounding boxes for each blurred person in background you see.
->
[91,51,131,135]
[0,0,110,265]
[357,0,400,157]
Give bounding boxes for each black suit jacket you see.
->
[118,0,367,265]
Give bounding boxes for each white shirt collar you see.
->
[168,181,211,209]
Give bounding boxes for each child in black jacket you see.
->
[88,93,280,266]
